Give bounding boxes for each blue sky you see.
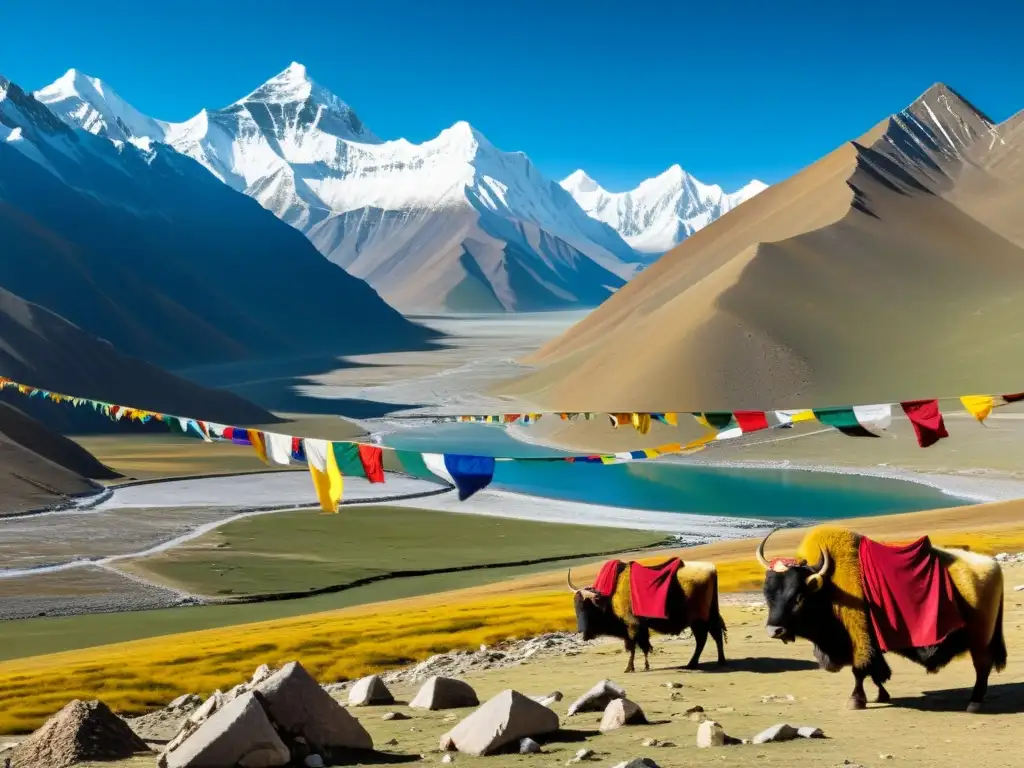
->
[5,0,1021,191]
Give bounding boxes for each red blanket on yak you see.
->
[593,558,682,619]
[858,536,965,652]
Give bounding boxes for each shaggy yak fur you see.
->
[569,559,727,673]
[759,525,1006,713]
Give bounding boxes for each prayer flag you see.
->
[265,433,294,465]
[900,400,949,448]
[358,445,385,483]
[734,411,769,433]
[305,438,343,512]
[248,430,269,464]
[813,405,891,437]
[443,454,496,500]
[960,395,995,424]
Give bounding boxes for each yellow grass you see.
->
[3,522,1024,735]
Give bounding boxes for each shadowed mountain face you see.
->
[0,286,275,431]
[498,85,1024,412]
[0,75,437,370]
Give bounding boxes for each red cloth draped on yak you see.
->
[758,525,1006,712]
[569,557,727,673]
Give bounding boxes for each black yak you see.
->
[758,525,1006,712]
[568,558,727,673]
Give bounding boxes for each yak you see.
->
[757,525,1006,712]
[568,559,727,673]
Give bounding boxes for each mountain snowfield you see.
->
[37,63,653,313]
[561,166,768,254]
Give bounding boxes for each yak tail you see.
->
[711,569,727,643]
[990,594,1007,673]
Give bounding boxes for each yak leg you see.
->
[636,626,653,672]
[686,622,709,670]
[847,668,869,710]
[623,636,637,674]
[967,643,993,714]
[710,618,727,666]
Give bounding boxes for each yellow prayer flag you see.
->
[960,395,995,423]
[663,412,678,427]
[248,430,269,464]
[309,448,344,513]
[631,412,652,435]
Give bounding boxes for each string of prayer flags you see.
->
[900,400,949,448]
[774,409,816,425]
[812,404,892,438]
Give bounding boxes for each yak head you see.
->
[756,529,851,670]
[567,569,623,641]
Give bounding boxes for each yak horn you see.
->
[756,529,776,570]
[813,548,832,578]
[567,569,581,593]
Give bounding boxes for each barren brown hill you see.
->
[497,85,1024,412]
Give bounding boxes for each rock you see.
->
[441,754,455,764]
[441,690,559,756]
[225,683,247,702]
[254,661,373,753]
[169,694,202,711]
[519,737,542,754]
[304,756,325,768]
[716,706,735,713]
[753,723,800,744]
[663,682,682,689]
[9,699,150,768]
[880,754,895,760]
[797,726,825,739]
[348,675,395,707]
[384,739,399,746]
[688,711,707,722]
[162,692,289,768]
[761,692,792,708]
[641,738,660,747]
[684,705,704,715]
[696,720,730,748]
[567,679,627,716]
[250,664,273,687]
[382,712,409,721]
[529,691,563,707]
[567,748,595,764]
[599,699,647,732]
[1014,584,1024,592]
[188,691,225,726]
[410,677,480,711]
[610,760,659,768]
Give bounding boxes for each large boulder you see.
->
[441,690,560,756]
[567,680,626,716]
[254,662,372,753]
[410,677,479,711]
[348,675,395,707]
[10,699,149,768]
[160,692,289,768]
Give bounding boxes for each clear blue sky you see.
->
[5,0,1021,191]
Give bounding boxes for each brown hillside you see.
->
[497,85,1024,412]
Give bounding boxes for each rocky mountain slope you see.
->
[37,63,643,313]
[561,166,766,255]
[498,85,1024,411]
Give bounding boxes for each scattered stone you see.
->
[880,754,895,760]
[441,754,455,764]
[410,677,480,711]
[9,700,150,768]
[169,694,202,711]
[161,692,289,768]
[695,720,740,748]
[599,699,647,732]
[384,739,399,746]
[641,738,660,747]
[382,712,410,721]
[519,737,542,754]
[304,756,325,768]
[255,661,373,753]
[348,675,395,707]
[716,706,735,713]
[188,691,226,726]
[760,694,796,704]
[663,682,682,689]
[610,760,659,768]
[567,679,627,716]
[753,723,799,744]
[224,683,247,702]
[798,726,825,739]
[250,664,274,687]
[441,690,559,756]
[1014,585,1024,592]
[683,705,704,715]
[529,691,564,707]
[567,747,595,764]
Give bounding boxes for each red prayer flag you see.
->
[1002,393,1024,403]
[900,400,949,448]
[734,410,769,433]
[357,445,385,483]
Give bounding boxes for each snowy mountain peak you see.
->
[35,69,167,144]
[561,165,768,255]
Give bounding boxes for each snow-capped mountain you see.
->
[1,73,433,368]
[561,166,768,255]
[38,63,642,312]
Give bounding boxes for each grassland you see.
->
[3,500,1024,736]
[124,505,663,597]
